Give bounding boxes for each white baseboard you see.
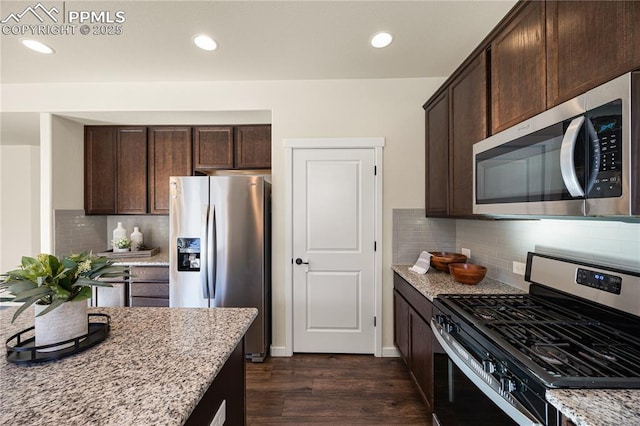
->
[269,345,398,358]
[269,345,291,357]
[382,346,400,357]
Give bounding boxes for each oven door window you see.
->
[433,353,518,426]
[476,120,586,204]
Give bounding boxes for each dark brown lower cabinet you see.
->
[129,266,169,307]
[184,338,246,426]
[393,273,434,412]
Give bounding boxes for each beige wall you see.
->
[52,116,84,210]
[1,77,443,352]
[0,145,40,271]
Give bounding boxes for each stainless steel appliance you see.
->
[474,72,639,218]
[169,175,271,362]
[431,252,640,425]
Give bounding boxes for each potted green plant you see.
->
[0,252,127,350]
[112,236,132,252]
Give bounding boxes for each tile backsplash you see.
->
[393,209,640,290]
[106,216,169,251]
[392,209,455,264]
[55,210,170,255]
[54,210,107,256]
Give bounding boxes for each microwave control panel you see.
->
[588,102,622,198]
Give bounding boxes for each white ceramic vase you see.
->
[130,227,143,251]
[35,300,88,352]
[113,247,130,253]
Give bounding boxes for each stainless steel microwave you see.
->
[473,72,638,218]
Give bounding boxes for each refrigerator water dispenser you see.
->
[177,238,201,271]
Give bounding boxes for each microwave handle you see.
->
[560,116,585,197]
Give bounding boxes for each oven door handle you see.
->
[431,319,543,426]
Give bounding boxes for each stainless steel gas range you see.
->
[431,252,640,426]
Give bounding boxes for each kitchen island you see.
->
[0,306,257,425]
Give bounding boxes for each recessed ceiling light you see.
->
[21,39,55,54]
[370,32,393,49]
[193,34,218,51]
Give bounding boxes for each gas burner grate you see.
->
[442,294,640,382]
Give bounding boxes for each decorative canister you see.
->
[130,227,143,251]
[112,222,127,243]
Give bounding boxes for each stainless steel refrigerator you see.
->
[169,175,271,362]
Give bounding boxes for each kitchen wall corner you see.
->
[392,209,455,264]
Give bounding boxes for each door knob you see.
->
[295,258,309,265]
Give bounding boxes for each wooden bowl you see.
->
[448,263,487,285]
[429,252,467,272]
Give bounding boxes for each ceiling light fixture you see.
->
[21,39,55,54]
[193,34,218,51]
[370,32,393,49]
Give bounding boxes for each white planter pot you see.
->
[113,247,130,253]
[35,300,88,352]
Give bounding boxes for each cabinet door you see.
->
[547,0,640,106]
[116,127,147,214]
[148,127,192,214]
[409,307,433,412]
[393,289,410,364]
[234,125,271,169]
[449,52,487,217]
[491,0,546,133]
[193,126,234,170]
[84,126,116,215]
[424,91,449,216]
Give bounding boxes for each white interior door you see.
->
[292,148,376,353]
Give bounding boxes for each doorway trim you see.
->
[281,137,384,357]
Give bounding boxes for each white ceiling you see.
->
[0,0,517,143]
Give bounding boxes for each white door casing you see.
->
[283,138,383,357]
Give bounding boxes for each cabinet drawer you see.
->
[130,297,169,307]
[130,282,169,298]
[130,266,169,282]
[393,273,433,323]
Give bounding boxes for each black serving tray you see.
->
[6,313,110,364]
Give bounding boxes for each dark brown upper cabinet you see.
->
[449,53,488,217]
[425,53,487,217]
[148,126,192,215]
[546,0,640,107]
[490,0,546,134]
[234,125,272,169]
[193,126,234,170]
[85,126,147,215]
[194,124,271,171]
[425,91,449,217]
[85,126,117,215]
[116,127,148,214]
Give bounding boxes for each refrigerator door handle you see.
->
[208,205,216,300]
[201,205,210,300]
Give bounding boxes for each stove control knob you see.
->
[482,359,496,374]
[435,315,447,325]
[500,377,517,394]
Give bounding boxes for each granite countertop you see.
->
[111,251,169,266]
[392,264,525,301]
[0,306,257,425]
[546,389,640,426]
[393,264,640,425]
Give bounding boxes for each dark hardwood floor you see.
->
[246,354,431,425]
